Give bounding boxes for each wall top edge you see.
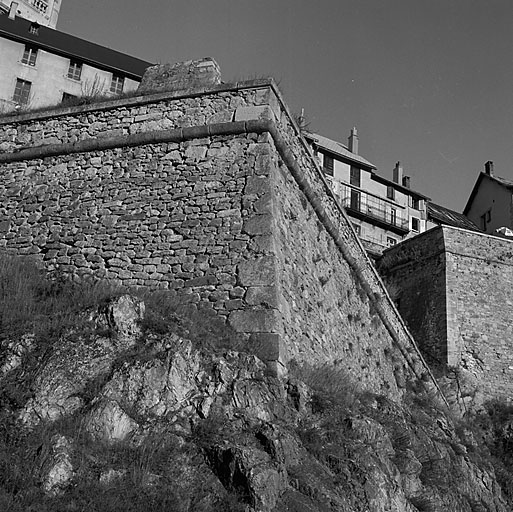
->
[0,78,278,126]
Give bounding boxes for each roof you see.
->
[0,12,153,80]
[463,172,513,215]
[305,131,429,199]
[305,132,377,170]
[428,202,481,231]
[371,173,429,200]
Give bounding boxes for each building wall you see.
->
[0,34,139,112]
[0,78,441,400]
[465,176,511,234]
[1,0,61,28]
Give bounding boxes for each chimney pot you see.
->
[393,161,404,184]
[348,127,359,155]
[402,176,411,188]
[485,161,494,176]
[8,1,18,19]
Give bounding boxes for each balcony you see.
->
[31,0,48,13]
[338,184,409,234]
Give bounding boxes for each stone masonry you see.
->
[0,61,442,402]
[379,225,513,408]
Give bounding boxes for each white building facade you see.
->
[0,1,151,113]
[306,130,429,256]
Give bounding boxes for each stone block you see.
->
[245,176,270,196]
[239,256,275,286]
[249,333,287,362]
[243,214,273,236]
[234,105,275,122]
[245,286,279,308]
[229,309,280,333]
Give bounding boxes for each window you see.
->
[67,60,82,80]
[61,92,77,104]
[110,74,125,94]
[353,223,361,236]
[481,209,492,230]
[390,208,397,226]
[409,196,420,209]
[411,217,420,232]
[387,186,395,200]
[350,190,361,211]
[29,23,40,35]
[13,78,31,105]
[21,45,38,66]
[350,166,361,187]
[387,237,397,247]
[323,154,334,176]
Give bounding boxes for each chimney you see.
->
[402,176,411,188]
[393,162,403,184]
[484,161,494,176]
[348,127,358,155]
[9,2,18,19]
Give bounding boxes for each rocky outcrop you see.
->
[18,294,144,427]
[0,295,511,511]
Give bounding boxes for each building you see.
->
[0,1,152,113]
[0,0,61,29]
[463,161,513,234]
[305,130,429,256]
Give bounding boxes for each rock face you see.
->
[18,294,144,427]
[137,57,222,93]
[0,295,511,511]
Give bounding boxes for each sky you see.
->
[58,0,513,212]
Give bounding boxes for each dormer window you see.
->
[67,60,82,81]
[21,45,38,66]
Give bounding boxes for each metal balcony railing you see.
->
[31,0,48,13]
[337,184,409,233]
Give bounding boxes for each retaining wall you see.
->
[380,226,513,405]
[0,79,441,400]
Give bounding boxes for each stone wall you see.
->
[378,229,449,369]
[380,225,513,406]
[0,77,441,401]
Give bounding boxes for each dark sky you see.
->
[59,0,513,212]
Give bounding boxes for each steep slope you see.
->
[0,278,511,511]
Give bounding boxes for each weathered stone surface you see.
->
[242,214,273,236]
[137,58,221,93]
[229,309,280,333]
[41,435,74,496]
[18,296,143,428]
[85,399,139,443]
[238,256,275,286]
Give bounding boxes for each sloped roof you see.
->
[428,202,481,231]
[463,172,513,215]
[0,13,153,80]
[305,132,377,170]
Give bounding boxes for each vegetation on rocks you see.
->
[0,254,512,511]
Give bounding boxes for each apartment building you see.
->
[0,0,61,29]
[305,129,429,256]
[0,1,152,113]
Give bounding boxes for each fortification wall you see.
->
[380,225,513,406]
[0,77,441,400]
[378,229,449,370]
[444,227,513,401]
